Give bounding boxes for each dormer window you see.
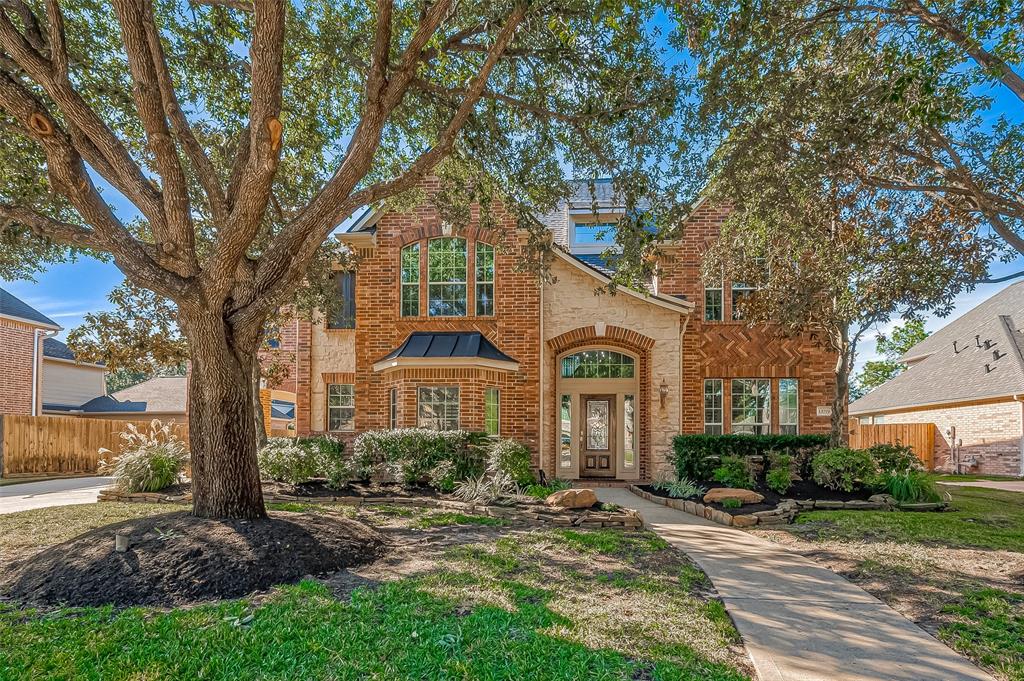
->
[570,220,618,254]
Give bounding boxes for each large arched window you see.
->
[560,350,635,379]
[428,237,467,316]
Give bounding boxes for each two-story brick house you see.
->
[290,180,838,483]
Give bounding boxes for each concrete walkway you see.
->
[938,479,1024,493]
[0,477,112,515]
[597,488,993,681]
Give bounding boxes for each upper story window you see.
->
[561,350,635,379]
[327,270,356,329]
[428,237,468,317]
[400,244,420,317]
[705,281,723,322]
[732,257,766,321]
[475,243,495,316]
[570,219,619,254]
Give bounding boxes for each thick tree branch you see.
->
[0,204,101,249]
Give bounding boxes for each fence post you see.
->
[0,414,5,479]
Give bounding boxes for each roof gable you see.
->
[0,287,59,328]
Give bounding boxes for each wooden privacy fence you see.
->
[0,414,189,478]
[848,420,935,470]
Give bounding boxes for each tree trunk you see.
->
[181,311,266,520]
[830,325,852,448]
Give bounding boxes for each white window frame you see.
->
[484,387,500,436]
[704,282,723,322]
[417,386,460,430]
[389,386,398,429]
[427,237,467,317]
[704,379,723,435]
[475,242,495,317]
[327,383,355,432]
[569,215,622,255]
[730,378,770,435]
[779,378,799,435]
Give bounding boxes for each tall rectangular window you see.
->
[704,379,723,435]
[704,284,723,322]
[559,394,573,469]
[475,243,495,316]
[389,387,398,429]
[731,379,770,435]
[401,243,419,317]
[484,387,500,436]
[428,238,467,316]
[327,271,356,329]
[417,386,460,430]
[623,394,636,468]
[779,378,799,434]
[731,281,755,320]
[327,384,355,432]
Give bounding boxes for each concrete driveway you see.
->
[938,479,1024,493]
[0,477,113,515]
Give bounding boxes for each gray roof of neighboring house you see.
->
[0,287,59,328]
[271,399,295,420]
[42,337,105,366]
[850,282,1024,414]
[80,376,187,414]
[381,331,517,364]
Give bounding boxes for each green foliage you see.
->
[452,472,519,503]
[765,453,793,495]
[852,320,929,398]
[881,470,941,504]
[811,448,878,492]
[352,429,488,488]
[652,475,706,499]
[523,479,572,499]
[720,498,742,510]
[411,512,506,529]
[671,433,829,480]
[487,439,535,487]
[867,443,922,475]
[940,588,1024,679]
[712,455,754,490]
[257,437,348,487]
[98,420,189,493]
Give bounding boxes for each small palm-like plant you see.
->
[99,420,189,493]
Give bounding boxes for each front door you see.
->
[580,394,616,477]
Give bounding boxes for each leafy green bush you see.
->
[524,479,572,499]
[868,442,922,474]
[351,429,488,488]
[882,470,942,503]
[712,455,754,489]
[671,433,829,480]
[765,452,793,494]
[721,497,742,509]
[257,436,349,487]
[99,420,189,493]
[811,448,878,492]
[487,439,535,486]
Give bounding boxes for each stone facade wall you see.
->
[0,318,40,415]
[657,202,838,436]
[866,399,1023,476]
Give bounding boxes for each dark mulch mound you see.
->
[639,479,874,515]
[5,512,388,608]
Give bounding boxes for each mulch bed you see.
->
[165,480,442,500]
[638,479,873,515]
[4,512,388,608]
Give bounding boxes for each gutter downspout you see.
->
[31,329,58,416]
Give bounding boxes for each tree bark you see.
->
[830,325,852,448]
[181,310,266,519]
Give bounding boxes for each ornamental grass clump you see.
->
[99,420,189,493]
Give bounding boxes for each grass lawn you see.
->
[0,503,750,681]
[754,484,1024,681]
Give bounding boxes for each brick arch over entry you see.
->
[546,325,655,481]
[395,223,499,247]
[547,325,656,354]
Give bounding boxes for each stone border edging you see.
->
[97,488,644,529]
[626,485,945,527]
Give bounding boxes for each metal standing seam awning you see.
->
[372,331,520,373]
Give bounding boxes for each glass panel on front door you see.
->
[586,399,610,450]
[581,395,616,477]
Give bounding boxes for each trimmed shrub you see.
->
[99,420,189,493]
[882,470,942,503]
[765,452,793,494]
[712,455,755,489]
[487,439,535,486]
[351,429,488,488]
[257,436,349,487]
[671,433,830,480]
[811,448,878,492]
[868,442,922,474]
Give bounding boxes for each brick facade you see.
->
[289,189,839,481]
[0,318,43,415]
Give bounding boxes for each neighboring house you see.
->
[78,375,188,422]
[1,286,107,416]
[41,338,107,414]
[850,282,1024,477]
[288,179,837,483]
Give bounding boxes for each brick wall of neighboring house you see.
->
[658,202,838,436]
[0,318,40,415]
[259,316,299,395]
[864,399,1023,476]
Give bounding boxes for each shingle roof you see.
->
[80,376,187,414]
[381,331,517,364]
[0,287,59,328]
[850,283,1024,414]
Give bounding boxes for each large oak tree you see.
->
[0,0,692,518]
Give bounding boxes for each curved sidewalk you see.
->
[597,488,993,681]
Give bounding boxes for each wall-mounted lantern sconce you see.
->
[659,379,670,408]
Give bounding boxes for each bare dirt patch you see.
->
[4,511,388,608]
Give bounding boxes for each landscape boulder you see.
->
[545,489,598,509]
[703,488,764,505]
